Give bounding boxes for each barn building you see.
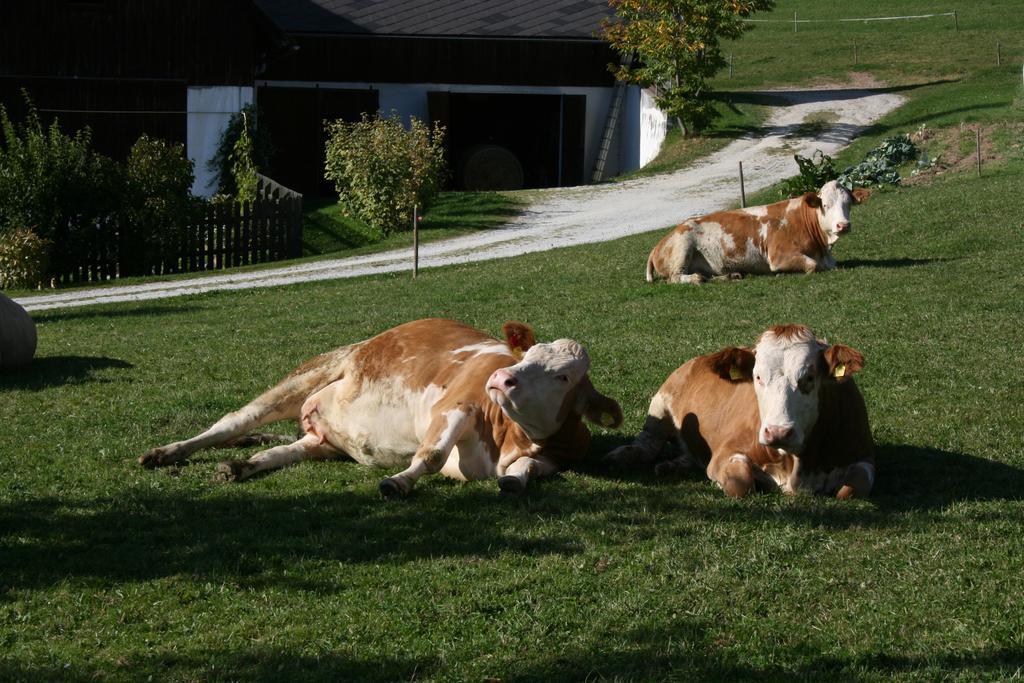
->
[1,0,666,196]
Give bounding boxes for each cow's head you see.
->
[803,181,870,245]
[714,325,864,454]
[487,323,622,441]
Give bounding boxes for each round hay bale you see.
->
[0,292,36,369]
[461,144,525,191]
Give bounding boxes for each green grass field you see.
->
[4,1,1024,680]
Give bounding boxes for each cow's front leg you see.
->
[215,434,342,482]
[605,410,673,468]
[379,403,480,498]
[836,461,875,500]
[497,455,559,494]
[770,253,819,275]
[707,453,778,498]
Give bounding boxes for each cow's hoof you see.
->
[139,448,172,468]
[653,460,680,477]
[604,445,643,467]
[214,460,250,483]
[497,475,525,494]
[379,477,408,499]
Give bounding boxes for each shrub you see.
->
[324,113,447,236]
[122,134,197,271]
[206,104,273,196]
[0,97,120,251]
[0,227,50,289]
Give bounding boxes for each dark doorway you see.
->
[257,86,379,196]
[428,92,585,190]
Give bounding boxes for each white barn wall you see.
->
[186,86,254,197]
[638,87,667,168]
[617,86,667,174]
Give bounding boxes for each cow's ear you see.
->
[822,344,864,383]
[502,321,536,357]
[574,375,623,429]
[851,188,871,204]
[709,347,755,382]
[803,192,822,209]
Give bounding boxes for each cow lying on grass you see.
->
[646,181,870,284]
[140,318,623,495]
[607,325,874,499]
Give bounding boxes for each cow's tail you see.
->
[645,250,656,283]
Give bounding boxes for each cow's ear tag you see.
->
[729,366,743,381]
[511,346,524,360]
[600,412,616,427]
[833,363,847,379]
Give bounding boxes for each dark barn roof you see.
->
[253,0,613,40]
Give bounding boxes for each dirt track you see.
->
[16,87,904,312]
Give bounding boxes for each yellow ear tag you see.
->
[729,366,743,381]
[601,413,616,427]
[510,346,524,360]
[834,363,847,379]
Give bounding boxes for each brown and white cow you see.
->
[139,318,623,495]
[606,325,874,499]
[646,181,871,284]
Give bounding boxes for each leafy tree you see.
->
[602,0,775,136]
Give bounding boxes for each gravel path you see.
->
[16,87,904,312]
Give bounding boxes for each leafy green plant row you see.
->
[781,134,930,197]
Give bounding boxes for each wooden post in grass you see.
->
[793,11,798,33]
[854,43,858,65]
[953,10,958,32]
[412,204,419,278]
[738,161,747,208]
[997,42,1001,66]
[976,129,982,177]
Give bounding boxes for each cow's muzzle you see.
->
[486,368,517,400]
[760,424,797,450]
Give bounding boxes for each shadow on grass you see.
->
[505,636,1024,681]
[32,304,203,324]
[584,434,1024,518]
[0,484,588,592]
[874,444,1024,512]
[0,651,440,683]
[839,257,951,270]
[0,355,133,390]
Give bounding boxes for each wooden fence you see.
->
[50,174,303,285]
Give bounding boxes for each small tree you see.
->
[206,104,273,196]
[229,111,259,205]
[602,0,775,136]
[324,113,447,236]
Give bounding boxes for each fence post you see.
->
[412,204,419,278]
[953,10,958,31]
[996,42,1001,66]
[976,129,982,177]
[793,11,798,33]
[738,161,746,208]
